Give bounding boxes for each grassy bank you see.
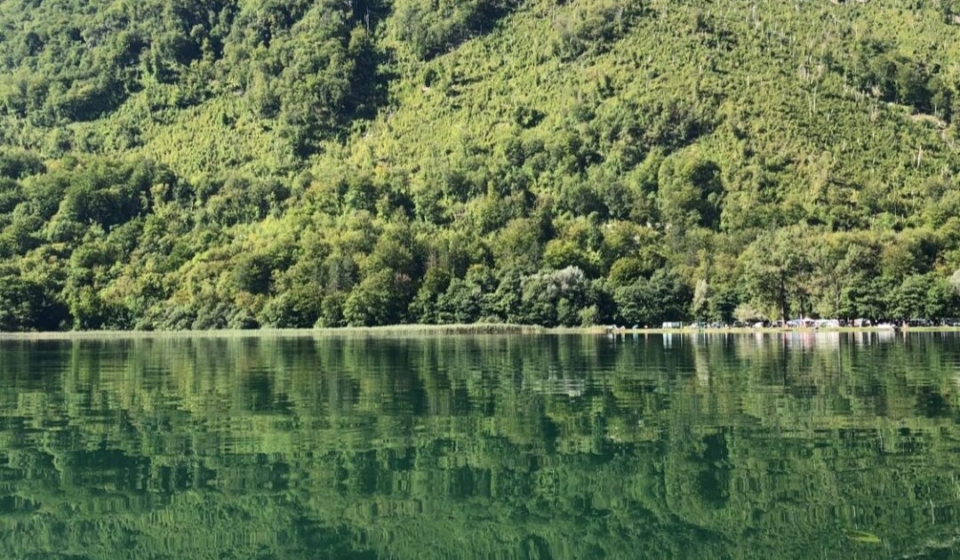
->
[0,324,547,341]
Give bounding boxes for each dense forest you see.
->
[0,334,959,558]
[2,0,960,330]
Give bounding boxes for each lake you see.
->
[0,331,958,559]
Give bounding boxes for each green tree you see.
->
[691,279,711,322]
[344,269,414,326]
[613,268,689,327]
[740,229,811,322]
[657,151,723,231]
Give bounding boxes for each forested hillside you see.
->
[2,0,960,330]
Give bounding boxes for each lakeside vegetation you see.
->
[3,0,960,330]
[0,322,547,339]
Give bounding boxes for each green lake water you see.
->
[1,332,959,559]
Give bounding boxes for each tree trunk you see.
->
[779,276,788,324]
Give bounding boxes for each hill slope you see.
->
[1,0,960,330]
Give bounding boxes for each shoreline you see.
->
[1,324,959,341]
[0,324,545,341]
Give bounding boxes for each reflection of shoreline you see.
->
[778,331,842,349]
[597,326,948,335]
[855,329,898,344]
[665,329,905,348]
[1,325,954,342]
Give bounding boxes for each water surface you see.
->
[0,331,958,559]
